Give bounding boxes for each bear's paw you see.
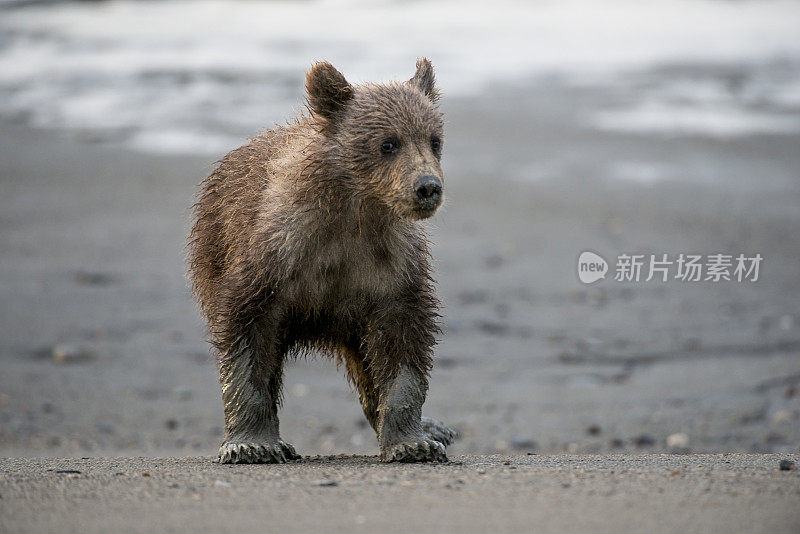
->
[421,416,459,446]
[381,438,447,463]
[218,440,300,464]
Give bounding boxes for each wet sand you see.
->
[2,83,799,458]
[1,83,799,530]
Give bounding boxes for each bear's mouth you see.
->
[413,202,440,219]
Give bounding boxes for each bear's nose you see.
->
[414,175,442,201]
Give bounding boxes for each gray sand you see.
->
[1,83,799,531]
[1,455,799,533]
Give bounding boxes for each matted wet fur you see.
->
[188,59,457,463]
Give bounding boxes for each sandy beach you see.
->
[1,75,799,531]
[2,80,799,457]
[2,454,799,533]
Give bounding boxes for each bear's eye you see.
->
[380,139,398,154]
[431,137,441,153]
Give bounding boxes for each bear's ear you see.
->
[306,62,354,124]
[408,57,439,103]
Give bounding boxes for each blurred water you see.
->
[0,0,799,155]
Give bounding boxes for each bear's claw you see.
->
[218,440,300,464]
[421,416,459,446]
[382,438,447,463]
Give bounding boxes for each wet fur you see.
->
[188,59,455,463]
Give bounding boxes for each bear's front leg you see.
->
[217,338,299,464]
[376,366,447,463]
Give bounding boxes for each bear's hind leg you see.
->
[343,346,379,431]
[217,335,298,464]
[420,416,459,447]
[343,347,458,448]
[375,365,447,462]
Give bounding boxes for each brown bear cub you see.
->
[188,59,456,463]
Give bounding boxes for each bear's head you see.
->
[306,59,444,221]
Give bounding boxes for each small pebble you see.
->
[772,409,793,424]
[316,480,338,487]
[778,459,795,471]
[52,344,95,364]
[666,432,690,449]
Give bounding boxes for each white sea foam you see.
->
[0,0,799,154]
[609,161,672,184]
[593,103,800,137]
[128,129,244,155]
